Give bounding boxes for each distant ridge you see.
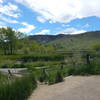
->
[28,34,67,44]
[28,31,100,45]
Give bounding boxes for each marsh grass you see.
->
[67,61,100,75]
[0,73,37,100]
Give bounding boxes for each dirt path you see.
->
[0,68,27,74]
[28,76,100,100]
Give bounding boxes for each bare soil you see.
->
[28,76,100,100]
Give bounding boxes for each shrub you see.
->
[12,64,26,68]
[55,71,63,83]
[48,76,55,85]
[0,64,9,68]
[67,62,100,76]
[39,69,48,83]
[0,73,37,100]
[21,54,64,62]
[91,61,100,74]
[0,64,26,68]
[67,66,75,75]
[25,61,63,68]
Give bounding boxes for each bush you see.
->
[91,61,100,74]
[0,73,37,100]
[12,64,26,68]
[67,65,89,75]
[48,76,55,85]
[25,61,63,68]
[67,61,100,75]
[0,64,9,68]
[55,71,63,83]
[21,54,64,62]
[39,69,48,83]
[0,64,26,68]
[67,66,75,75]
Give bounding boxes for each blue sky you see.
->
[0,0,100,35]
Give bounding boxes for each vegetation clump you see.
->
[55,71,63,83]
[0,73,37,100]
[39,68,48,83]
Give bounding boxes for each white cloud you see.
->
[18,22,36,33]
[34,28,85,35]
[35,29,50,35]
[59,27,86,35]
[36,16,46,23]
[0,2,21,18]
[0,25,6,28]
[16,0,100,23]
[0,14,36,34]
[0,21,6,28]
[0,15,19,24]
[83,24,90,28]
[0,0,3,3]
[62,24,70,27]
[21,22,29,26]
[77,0,100,18]
[0,21,5,25]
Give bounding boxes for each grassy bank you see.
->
[0,73,37,100]
[0,53,65,68]
[67,61,100,75]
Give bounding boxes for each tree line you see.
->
[0,27,100,55]
[0,27,55,55]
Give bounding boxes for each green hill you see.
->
[29,31,100,50]
[48,31,100,50]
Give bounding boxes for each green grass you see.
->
[0,73,37,100]
[0,53,65,68]
[26,61,66,68]
[27,64,68,85]
[21,53,65,62]
[48,31,100,50]
[67,61,100,75]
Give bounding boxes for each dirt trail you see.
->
[28,76,100,100]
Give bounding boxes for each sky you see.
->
[0,0,100,35]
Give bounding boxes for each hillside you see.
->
[28,34,66,44]
[29,31,100,50]
[49,31,100,50]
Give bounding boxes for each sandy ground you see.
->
[0,68,27,74]
[28,76,100,100]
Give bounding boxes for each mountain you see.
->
[29,31,100,50]
[28,34,67,44]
